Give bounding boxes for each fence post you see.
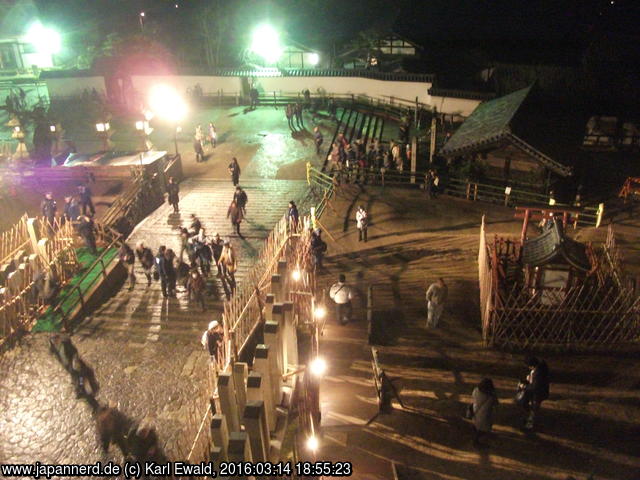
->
[596,203,605,228]
[473,184,478,201]
[306,162,311,185]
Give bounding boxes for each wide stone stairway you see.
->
[78,178,309,345]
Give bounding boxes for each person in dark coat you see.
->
[77,184,95,216]
[187,268,206,311]
[210,233,224,277]
[118,242,136,290]
[164,248,177,297]
[523,356,550,430]
[233,186,248,216]
[193,136,204,162]
[41,192,57,227]
[167,177,180,213]
[471,378,499,446]
[227,200,244,237]
[314,127,323,155]
[189,214,202,236]
[228,157,241,186]
[287,200,299,232]
[135,241,155,286]
[62,196,81,225]
[294,102,304,129]
[77,215,97,254]
[155,245,168,297]
[310,229,327,269]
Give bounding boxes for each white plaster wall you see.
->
[131,75,243,96]
[427,95,481,117]
[46,77,106,98]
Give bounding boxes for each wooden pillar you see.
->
[271,274,282,303]
[228,432,254,479]
[210,414,229,461]
[217,373,240,432]
[232,362,248,419]
[264,320,284,376]
[283,301,298,368]
[37,238,50,264]
[246,372,274,432]
[243,401,269,463]
[26,218,41,256]
[264,294,275,323]
[255,344,279,408]
[272,304,286,371]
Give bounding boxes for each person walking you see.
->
[286,104,295,131]
[294,102,304,129]
[167,177,180,213]
[135,241,155,286]
[77,184,95,216]
[210,232,224,277]
[287,200,299,232]
[233,186,248,216]
[179,228,191,263]
[201,320,224,368]
[355,205,368,242]
[41,192,57,228]
[228,157,241,186]
[522,356,550,430]
[77,215,97,254]
[118,242,136,291]
[218,240,237,294]
[471,378,499,447]
[314,127,323,154]
[329,274,354,325]
[426,277,448,327]
[310,229,327,269]
[189,213,202,236]
[155,245,168,298]
[208,122,217,148]
[193,136,204,163]
[187,268,207,311]
[425,170,434,199]
[164,248,177,297]
[227,200,244,238]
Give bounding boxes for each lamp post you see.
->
[139,11,145,32]
[174,126,182,155]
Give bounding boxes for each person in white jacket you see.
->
[355,205,368,242]
[426,277,448,327]
[329,274,354,325]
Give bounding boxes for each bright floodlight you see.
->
[148,85,187,122]
[26,22,61,55]
[308,53,320,66]
[313,306,326,320]
[309,357,327,377]
[291,269,301,281]
[251,24,282,64]
[306,435,319,451]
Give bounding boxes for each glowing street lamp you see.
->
[306,435,319,452]
[313,305,326,320]
[95,122,111,151]
[25,22,61,56]
[308,53,320,67]
[309,357,327,377]
[250,24,282,65]
[291,268,302,281]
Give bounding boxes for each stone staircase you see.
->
[78,178,309,345]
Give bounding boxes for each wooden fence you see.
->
[478,220,640,351]
[0,214,30,266]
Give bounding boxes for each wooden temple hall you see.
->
[440,86,573,192]
[478,212,640,350]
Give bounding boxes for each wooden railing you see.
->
[0,214,30,266]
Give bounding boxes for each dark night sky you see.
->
[2,0,639,67]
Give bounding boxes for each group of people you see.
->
[40,186,98,254]
[328,133,412,176]
[193,122,218,162]
[285,102,305,131]
[469,356,550,447]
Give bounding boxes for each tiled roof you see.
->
[522,219,590,272]
[440,86,572,176]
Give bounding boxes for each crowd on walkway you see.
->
[193,122,218,162]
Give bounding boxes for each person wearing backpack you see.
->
[356,205,368,242]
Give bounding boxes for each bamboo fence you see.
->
[0,214,30,266]
[478,220,640,351]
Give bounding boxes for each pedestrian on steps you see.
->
[228,157,241,186]
[135,241,155,286]
[164,248,177,297]
[287,201,299,232]
[233,186,248,216]
[329,274,354,325]
[77,215,97,255]
[155,245,168,297]
[227,200,244,238]
[218,240,237,294]
[210,233,224,277]
[118,242,136,291]
[167,177,180,213]
[187,268,207,311]
[314,127,323,154]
